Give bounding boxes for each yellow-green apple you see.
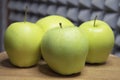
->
[36,15,74,33]
[41,24,88,75]
[79,19,114,63]
[4,22,43,67]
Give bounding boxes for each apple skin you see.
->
[4,22,43,67]
[41,27,88,75]
[79,20,115,63]
[36,15,74,33]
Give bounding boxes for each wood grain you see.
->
[0,52,120,80]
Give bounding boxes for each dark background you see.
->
[0,0,120,57]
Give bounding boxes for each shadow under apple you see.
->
[85,62,106,66]
[0,58,37,69]
[0,58,16,68]
[38,60,81,78]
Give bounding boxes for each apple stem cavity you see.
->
[93,15,97,27]
[59,23,62,28]
[24,6,28,23]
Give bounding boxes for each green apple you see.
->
[4,22,43,67]
[36,15,74,33]
[41,25,88,75]
[79,19,114,63]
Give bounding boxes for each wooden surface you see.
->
[0,52,120,80]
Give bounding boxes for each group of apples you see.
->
[4,14,114,75]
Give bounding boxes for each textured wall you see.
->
[1,0,120,56]
[0,0,7,52]
[0,0,2,52]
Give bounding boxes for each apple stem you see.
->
[94,15,97,27]
[24,6,28,23]
[59,23,62,28]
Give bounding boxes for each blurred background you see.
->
[0,0,120,57]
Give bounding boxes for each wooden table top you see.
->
[0,52,120,80]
